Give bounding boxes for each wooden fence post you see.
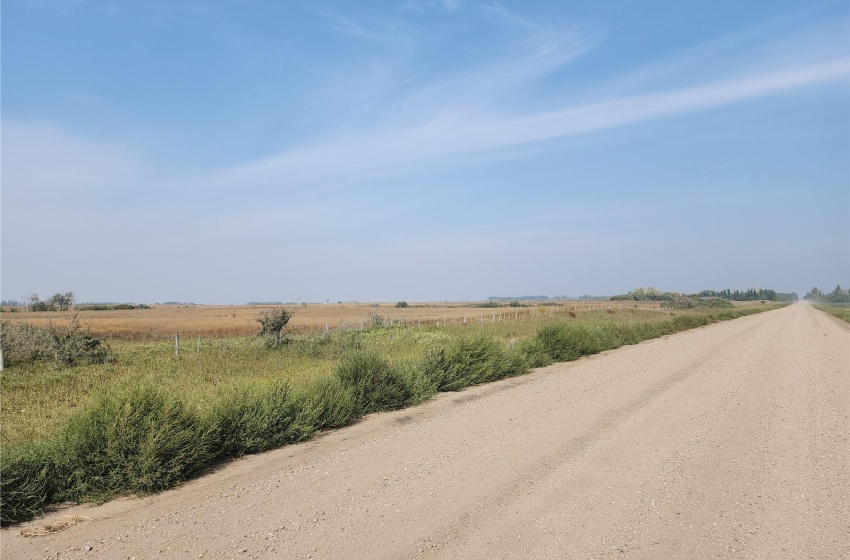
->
[175,333,180,357]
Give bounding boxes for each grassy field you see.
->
[813,303,850,323]
[1,300,664,340]
[0,301,781,525]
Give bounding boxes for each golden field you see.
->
[2,301,665,340]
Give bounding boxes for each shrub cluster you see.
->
[335,351,414,414]
[420,336,525,391]
[1,317,111,367]
[1,306,767,526]
[76,303,152,311]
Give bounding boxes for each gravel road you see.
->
[4,303,848,559]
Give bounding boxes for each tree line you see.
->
[697,288,797,302]
[803,285,850,304]
[612,287,798,302]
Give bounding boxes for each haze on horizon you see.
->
[2,0,848,305]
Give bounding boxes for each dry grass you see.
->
[20,515,90,537]
[3,301,664,341]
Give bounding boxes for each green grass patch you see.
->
[421,335,526,391]
[335,351,416,413]
[814,303,850,323]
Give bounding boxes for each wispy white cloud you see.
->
[594,6,849,96]
[478,1,534,28]
[200,59,847,194]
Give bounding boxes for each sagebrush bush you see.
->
[209,381,313,458]
[335,351,413,413]
[0,317,110,367]
[256,307,291,347]
[50,316,112,367]
[60,383,213,500]
[0,321,54,364]
[421,336,526,391]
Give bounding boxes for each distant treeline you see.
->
[488,295,551,301]
[6,293,153,312]
[610,287,678,301]
[612,287,797,302]
[488,295,610,302]
[76,303,152,311]
[697,289,797,302]
[803,285,850,304]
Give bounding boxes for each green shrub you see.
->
[296,374,359,430]
[400,363,438,405]
[421,336,526,391]
[256,307,291,347]
[515,337,554,368]
[535,324,608,362]
[337,331,362,353]
[335,351,413,413]
[0,441,60,526]
[209,381,312,458]
[60,383,213,500]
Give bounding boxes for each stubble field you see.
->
[1,300,664,340]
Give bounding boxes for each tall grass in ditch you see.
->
[421,335,526,391]
[1,305,776,525]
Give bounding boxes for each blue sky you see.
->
[2,0,848,303]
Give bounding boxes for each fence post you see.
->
[197,334,201,353]
[175,333,180,357]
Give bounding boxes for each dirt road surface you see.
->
[4,303,848,559]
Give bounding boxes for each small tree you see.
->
[27,292,75,311]
[395,301,409,308]
[48,292,75,311]
[28,294,49,312]
[256,307,291,347]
